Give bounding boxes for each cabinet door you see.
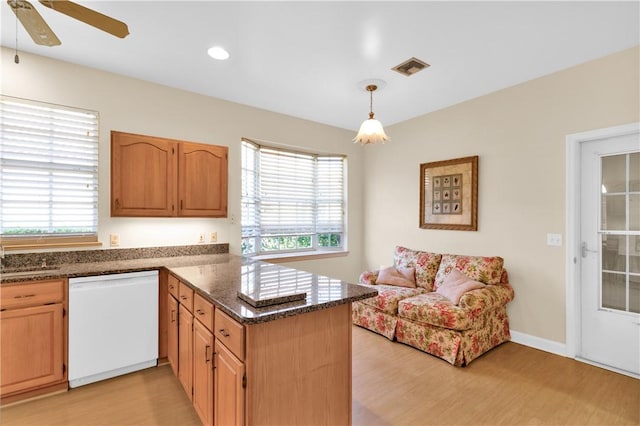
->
[167,294,179,376]
[0,304,64,396]
[215,340,244,426]
[193,320,214,426]
[111,131,177,217]
[178,304,193,400]
[178,142,228,217]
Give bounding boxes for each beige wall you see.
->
[363,46,639,343]
[0,47,365,283]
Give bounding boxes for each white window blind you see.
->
[0,96,99,237]
[241,139,345,255]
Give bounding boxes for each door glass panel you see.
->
[600,152,639,314]
[630,275,640,314]
[629,152,640,191]
[631,236,640,274]
[601,194,625,230]
[630,194,640,231]
[602,235,626,272]
[602,272,626,311]
[602,155,626,192]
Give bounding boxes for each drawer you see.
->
[178,281,194,313]
[1,279,65,310]
[167,274,180,299]
[193,293,214,332]
[214,309,245,361]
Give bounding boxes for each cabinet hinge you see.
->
[242,374,247,389]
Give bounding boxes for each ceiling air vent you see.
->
[392,57,430,76]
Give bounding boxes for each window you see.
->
[241,139,345,256]
[0,96,99,245]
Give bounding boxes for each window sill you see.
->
[250,250,349,264]
[0,237,103,251]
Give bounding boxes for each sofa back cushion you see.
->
[434,254,504,290]
[393,246,442,291]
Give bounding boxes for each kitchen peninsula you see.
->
[1,246,377,425]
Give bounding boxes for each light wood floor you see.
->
[2,326,639,426]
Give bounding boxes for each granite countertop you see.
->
[1,249,377,325]
[168,256,377,324]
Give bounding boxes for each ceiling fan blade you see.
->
[38,0,129,39]
[7,0,61,46]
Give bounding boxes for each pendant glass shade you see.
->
[354,115,389,145]
[353,84,389,145]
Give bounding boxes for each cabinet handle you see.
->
[180,295,187,300]
[180,200,183,210]
[196,309,204,316]
[218,328,230,337]
[171,309,176,322]
[205,345,211,363]
[14,294,36,299]
[115,198,120,209]
[169,284,174,290]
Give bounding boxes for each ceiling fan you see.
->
[7,0,129,47]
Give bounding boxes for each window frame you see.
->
[241,138,347,259]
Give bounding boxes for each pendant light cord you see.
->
[14,0,20,64]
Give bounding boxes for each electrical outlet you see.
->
[547,233,562,247]
[210,232,218,243]
[110,234,120,247]
[198,233,205,244]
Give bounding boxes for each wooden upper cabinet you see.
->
[111,132,177,217]
[111,131,228,218]
[178,142,228,217]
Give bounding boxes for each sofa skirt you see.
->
[395,306,511,366]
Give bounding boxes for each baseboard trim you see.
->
[509,330,567,357]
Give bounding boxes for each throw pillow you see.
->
[376,266,416,288]
[436,269,485,305]
[434,254,504,289]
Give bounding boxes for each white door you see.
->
[579,131,640,376]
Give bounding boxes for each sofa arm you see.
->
[458,281,515,311]
[359,270,379,285]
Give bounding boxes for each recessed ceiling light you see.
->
[207,46,229,60]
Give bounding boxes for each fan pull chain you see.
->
[14,0,20,64]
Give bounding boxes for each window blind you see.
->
[0,96,99,237]
[241,139,345,255]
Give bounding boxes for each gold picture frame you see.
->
[420,156,478,231]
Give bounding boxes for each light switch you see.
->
[547,233,562,247]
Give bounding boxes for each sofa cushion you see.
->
[436,269,486,305]
[358,283,425,315]
[393,246,442,291]
[398,293,478,331]
[376,266,416,288]
[434,254,504,290]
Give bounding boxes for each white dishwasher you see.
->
[68,270,158,388]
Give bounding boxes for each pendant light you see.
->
[353,84,389,145]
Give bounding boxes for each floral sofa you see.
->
[352,246,515,366]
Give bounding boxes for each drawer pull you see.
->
[180,295,187,300]
[14,294,36,299]
[205,345,212,363]
[196,309,205,316]
[169,285,174,290]
[218,328,230,337]
[170,309,176,322]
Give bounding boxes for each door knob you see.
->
[581,242,598,258]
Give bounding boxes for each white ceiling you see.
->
[1,1,638,131]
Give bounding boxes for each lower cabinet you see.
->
[193,320,214,426]
[214,340,245,426]
[178,304,193,400]
[167,294,179,376]
[0,279,67,402]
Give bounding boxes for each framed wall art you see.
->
[420,155,478,231]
